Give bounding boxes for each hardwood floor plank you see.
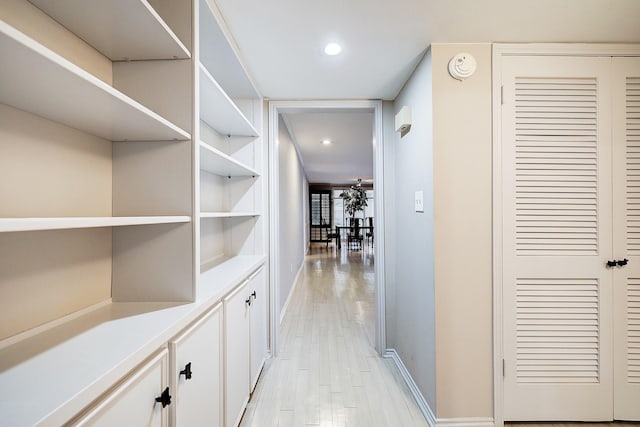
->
[240,245,428,427]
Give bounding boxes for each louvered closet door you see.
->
[502,56,614,420]
[612,56,640,421]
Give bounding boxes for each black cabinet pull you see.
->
[179,362,192,380]
[246,297,252,306]
[607,260,617,267]
[618,258,629,266]
[155,387,171,408]
[251,290,257,300]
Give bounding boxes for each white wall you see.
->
[278,116,309,314]
[386,48,437,409]
[432,43,493,419]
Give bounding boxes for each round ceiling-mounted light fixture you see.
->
[324,43,342,56]
[448,53,477,81]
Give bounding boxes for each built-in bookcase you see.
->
[196,0,266,299]
[0,0,266,425]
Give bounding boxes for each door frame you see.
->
[492,43,640,427]
[268,99,386,356]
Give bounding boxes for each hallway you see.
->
[240,245,428,426]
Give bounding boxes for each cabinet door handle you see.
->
[246,297,252,306]
[618,258,629,266]
[251,290,257,300]
[155,387,172,408]
[179,362,192,380]
[607,260,618,268]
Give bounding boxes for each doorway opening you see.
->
[267,100,385,357]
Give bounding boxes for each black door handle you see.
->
[155,387,171,408]
[251,290,257,300]
[618,258,629,266]
[607,260,618,267]
[246,297,252,306]
[179,362,192,380]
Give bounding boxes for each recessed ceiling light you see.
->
[321,139,332,145]
[324,43,342,56]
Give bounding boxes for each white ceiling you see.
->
[282,111,374,184]
[215,0,640,100]
[214,0,640,183]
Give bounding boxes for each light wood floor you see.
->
[240,244,429,427]
[506,424,640,427]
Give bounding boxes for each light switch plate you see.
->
[415,190,424,213]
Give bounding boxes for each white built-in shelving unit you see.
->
[197,0,265,300]
[0,0,266,424]
[0,21,190,142]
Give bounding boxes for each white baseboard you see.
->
[279,261,304,325]
[384,349,495,427]
[437,418,495,427]
[384,349,437,427]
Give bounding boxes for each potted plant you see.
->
[339,185,368,220]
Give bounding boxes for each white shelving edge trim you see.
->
[0,216,191,232]
[200,212,260,218]
[28,0,190,61]
[0,20,191,141]
[199,140,260,177]
[199,63,259,137]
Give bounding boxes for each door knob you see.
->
[617,258,629,266]
[607,260,617,267]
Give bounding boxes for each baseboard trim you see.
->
[384,349,437,427]
[384,349,495,427]
[279,261,304,325]
[436,418,495,427]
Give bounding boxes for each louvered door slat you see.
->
[513,77,599,256]
[627,78,640,256]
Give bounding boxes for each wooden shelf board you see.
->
[198,0,258,99]
[0,216,191,233]
[199,140,260,177]
[199,255,266,300]
[200,212,260,219]
[0,255,265,426]
[199,64,259,138]
[0,21,190,142]
[28,0,190,61]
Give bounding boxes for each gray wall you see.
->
[384,44,494,420]
[278,116,309,315]
[385,48,437,409]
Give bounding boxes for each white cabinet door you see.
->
[612,56,640,421]
[249,267,268,392]
[71,350,169,426]
[169,303,223,427]
[224,280,251,427]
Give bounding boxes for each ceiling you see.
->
[215,0,640,100]
[282,111,374,185]
[214,0,640,184]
